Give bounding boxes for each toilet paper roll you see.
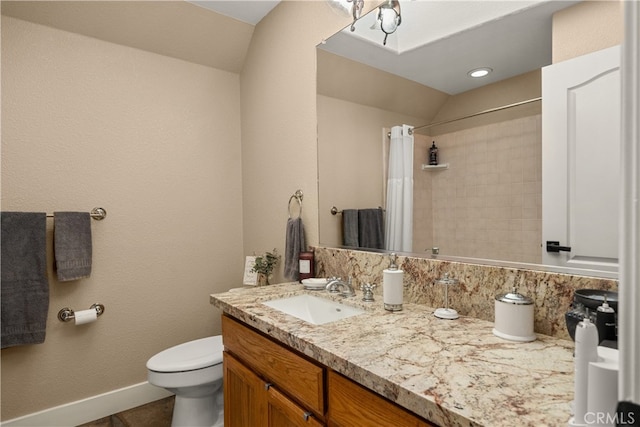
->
[74,309,98,325]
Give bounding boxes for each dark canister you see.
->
[595,298,616,343]
[429,141,438,165]
[298,251,314,282]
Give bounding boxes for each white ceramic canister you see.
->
[492,288,536,342]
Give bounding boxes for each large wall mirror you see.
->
[317,0,619,278]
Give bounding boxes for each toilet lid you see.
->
[147,336,223,373]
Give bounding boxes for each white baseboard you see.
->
[1,382,173,427]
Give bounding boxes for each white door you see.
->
[542,46,620,275]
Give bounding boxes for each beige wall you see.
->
[428,70,541,135]
[552,0,623,63]
[317,95,425,248]
[240,1,356,281]
[1,16,243,419]
[317,49,449,124]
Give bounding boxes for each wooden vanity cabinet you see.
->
[328,370,437,427]
[222,314,437,427]
[222,315,325,427]
[224,352,323,427]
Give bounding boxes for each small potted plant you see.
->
[251,248,280,286]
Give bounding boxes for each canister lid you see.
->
[495,287,533,305]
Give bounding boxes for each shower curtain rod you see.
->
[412,97,542,132]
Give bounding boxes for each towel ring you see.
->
[288,190,303,219]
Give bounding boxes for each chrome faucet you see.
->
[325,277,356,297]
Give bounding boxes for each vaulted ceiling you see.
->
[2,1,580,95]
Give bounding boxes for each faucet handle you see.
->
[360,283,376,302]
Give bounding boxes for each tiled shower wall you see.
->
[413,115,542,264]
[315,246,616,340]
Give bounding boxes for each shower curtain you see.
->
[385,124,414,252]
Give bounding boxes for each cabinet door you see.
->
[222,315,325,416]
[328,371,435,427]
[267,385,324,427]
[224,352,267,427]
[542,45,620,275]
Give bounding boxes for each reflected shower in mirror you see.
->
[316,0,618,277]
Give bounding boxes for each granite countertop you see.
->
[210,282,575,427]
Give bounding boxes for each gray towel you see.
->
[54,212,92,281]
[358,209,384,249]
[342,209,359,247]
[284,217,306,280]
[1,212,49,348]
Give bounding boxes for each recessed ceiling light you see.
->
[468,67,493,78]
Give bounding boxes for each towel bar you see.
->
[331,206,385,215]
[46,207,107,220]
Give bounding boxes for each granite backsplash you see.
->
[314,247,617,340]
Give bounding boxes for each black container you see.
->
[565,289,618,343]
[429,141,438,165]
[574,289,618,312]
[595,310,617,342]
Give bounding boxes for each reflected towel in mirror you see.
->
[342,209,384,249]
[342,209,359,247]
[358,209,384,249]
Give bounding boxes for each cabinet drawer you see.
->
[222,315,325,416]
[328,370,437,427]
[267,384,325,427]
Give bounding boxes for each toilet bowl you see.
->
[147,336,224,427]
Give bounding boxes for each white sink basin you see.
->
[262,294,365,325]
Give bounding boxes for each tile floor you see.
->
[77,396,174,427]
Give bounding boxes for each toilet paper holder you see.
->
[58,303,105,322]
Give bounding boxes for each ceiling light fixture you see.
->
[468,67,493,78]
[377,0,401,46]
[348,0,364,32]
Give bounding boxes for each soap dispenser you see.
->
[429,141,439,165]
[383,253,403,311]
[571,316,599,426]
[595,296,616,344]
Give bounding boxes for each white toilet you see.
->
[147,336,224,427]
